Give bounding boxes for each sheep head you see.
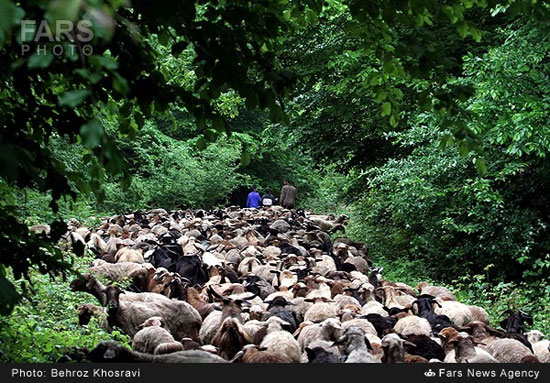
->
[103,285,125,309]
[499,310,533,334]
[87,341,131,362]
[70,274,97,292]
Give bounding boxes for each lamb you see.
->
[259,318,301,363]
[132,317,184,354]
[394,315,432,337]
[88,341,227,363]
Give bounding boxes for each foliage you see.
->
[0,256,130,362]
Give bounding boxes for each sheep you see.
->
[305,347,341,363]
[360,313,396,338]
[88,261,150,282]
[297,318,343,351]
[259,318,301,363]
[499,310,534,351]
[88,340,227,363]
[336,326,379,363]
[446,332,498,363]
[459,321,503,347]
[360,301,389,316]
[486,338,534,363]
[402,334,445,361]
[341,318,378,336]
[211,316,252,360]
[231,344,288,363]
[102,285,202,341]
[525,330,550,362]
[76,303,108,329]
[199,310,223,345]
[261,296,299,333]
[468,305,490,325]
[381,333,417,363]
[435,300,473,326]
[394,315,432,337]
[132,317,184,354]
[304,298,338,323]
[185,286,221,319]
[417,282,456,301]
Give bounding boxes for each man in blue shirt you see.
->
[246,185,262,208]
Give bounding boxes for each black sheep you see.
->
[402,334,445,361]
[306,347,340,363]
[361,313,395,337]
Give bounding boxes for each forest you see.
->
[1,0,550,363]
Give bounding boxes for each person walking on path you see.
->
[279,179,297,209]
[262,187,276,207]
[246,185,262,208]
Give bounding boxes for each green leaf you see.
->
[27,51,54,69]
[46,0,82,23]
[0,274,19,315]
[158,30,170,46]
[196,137,206,150]
[0,0,14,47]
[80,118,103,149]
[381,102,391,116]
[112,73,130,96]
[240,151,251,166]
[59,89,90,107]
[89,55,118,70]
[475,157,487,175]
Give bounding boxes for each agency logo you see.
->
[20,19,93,57]
[424,369,436,378]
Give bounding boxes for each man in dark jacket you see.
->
[246,186,262,208]
[279,179,297,209]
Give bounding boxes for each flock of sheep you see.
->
[62,207,550,363]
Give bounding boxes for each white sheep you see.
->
[132,317,184,354]
[394,315,432,337]
[259,318,301,363]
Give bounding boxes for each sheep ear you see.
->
[364,337,373,350]
[229,350,244,363]
[499,319,508,329]
[404,341,417,347]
